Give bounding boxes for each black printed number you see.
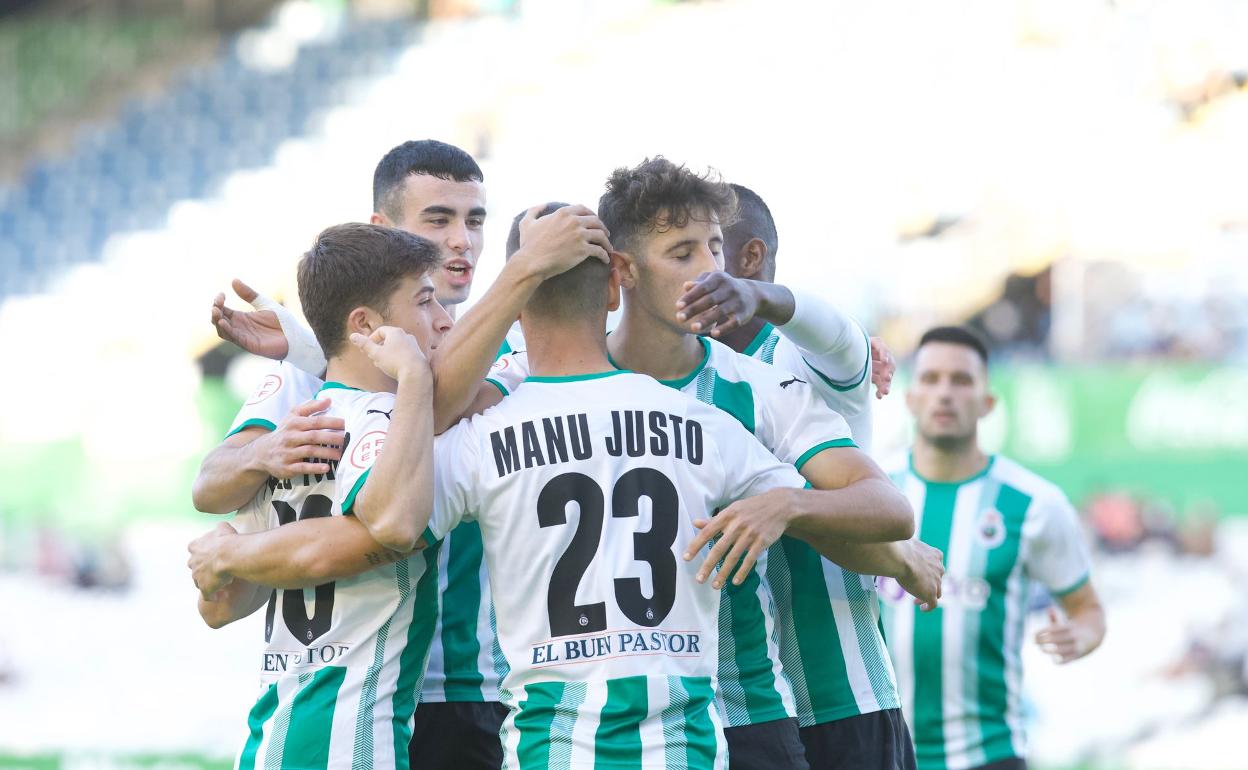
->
[538,470,680,637]
[263,494,336,644]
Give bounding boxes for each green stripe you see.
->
[515,681,567,769]
[319,381,362,392]
[392,548,442,770]
[709,372,755,434]
[959,478,997,770]
[525,370,631,384]
[238,684,279,770]
[282,665,348,770]
[497,339,513,358]
[341,468,370,516]
[594,676,648,768]
[741,323,775,357]
[840,568,898,709]
[777,536,856,724]
[485,378,510,397]
[801,330,871,392]
[976,484,1030,762]
[681,677,718,770]
[793,438,857,472]
[719,570,787,725]
[912,481,958,770]
[441,522,486,701]
[225,418,276,440]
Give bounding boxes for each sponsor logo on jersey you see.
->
[246,374,283,405]
[878,574,992,611]
[262,643,353,674]
[366,408,393,421]
[977,508,1007,549]
[529,628,703,668]
[350,430,387,469]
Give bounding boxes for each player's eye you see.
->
[428,218,449,226]
[467,218,484,228]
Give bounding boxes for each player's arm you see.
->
[188,515,406,594]
[349,328,436,552]
[817,539,944,611]
[430,205,610,433]
[1036,582,1106,663]
[786,446,915,543]
[196,572,269,629]
[677,274,869,381]
[191,399,344,514]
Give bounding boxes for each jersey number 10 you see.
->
[264,494,336,644]
[539,468,679,637]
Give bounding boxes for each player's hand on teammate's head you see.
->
[869,336,896,399]
[684,487,795,589]
[187,522,238,600]
[351,326,430,382]
[900,539,944,612]
[675,271,759,338]
[212,279,291,360]
[256,398,345,480]
[515,203,612,278]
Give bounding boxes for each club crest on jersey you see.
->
[977,508,1007,549]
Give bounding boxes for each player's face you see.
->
[628,213,724,334]
[385,175,486,307]
[382,274,454,357]
[906,342,994,448]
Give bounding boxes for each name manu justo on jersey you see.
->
[490,411,705,479]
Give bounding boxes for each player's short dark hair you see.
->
[725,183,779,265]
[372,140,483,220]
[918,325,990,365]
[506,202,609,323]
[597,157,737,256]
[297,223,441,357]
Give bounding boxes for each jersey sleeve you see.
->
[484,351,530,397]
[770,332,875,451]
[334,392,397,518]
[230,485,275,534]
[430,421,482,542]
[226,361,324,438]
[780,288,871,385]
[757,371,857,472]
[1025,492,1093,596]
[709,410,808,504]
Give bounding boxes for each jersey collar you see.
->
[909,452,996,486]
[741,323,775,357]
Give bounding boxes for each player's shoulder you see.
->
[240,360,323,406]
[989,455,1072,511]
[324,384,395,421]
[705,337,802,391]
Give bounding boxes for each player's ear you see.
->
[347,306,382,337]
[733,238,768,279]
[980,390,997,418]
[369,211,388,226]
[607,257,623,312]
[612,250,638,289]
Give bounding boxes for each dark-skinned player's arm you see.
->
[191,399,344,514]
[676,273,896,398]
[429,204,611,433]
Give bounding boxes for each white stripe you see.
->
[474,557,500,699]
[642,677,671,765]
[941,480,984,769]
[498,688,523,769]
[824,560,878,713]
[568,681,606,767]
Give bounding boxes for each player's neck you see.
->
[911,436,990,483]
[524,322,614,379]
[716,317,768,354]
[324,351,398,394]
[610,306,707,382]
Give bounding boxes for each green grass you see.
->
[0,754,230,770]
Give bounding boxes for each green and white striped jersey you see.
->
[230,359,508,705]
[486,338,897,728]
[880,454,1092,770]
[739,322,873,452]
[431,370,811,768]
[234,383,440,770]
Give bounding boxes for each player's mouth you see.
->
[443,259,474,287]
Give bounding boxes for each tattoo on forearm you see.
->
[365,550,403,566]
